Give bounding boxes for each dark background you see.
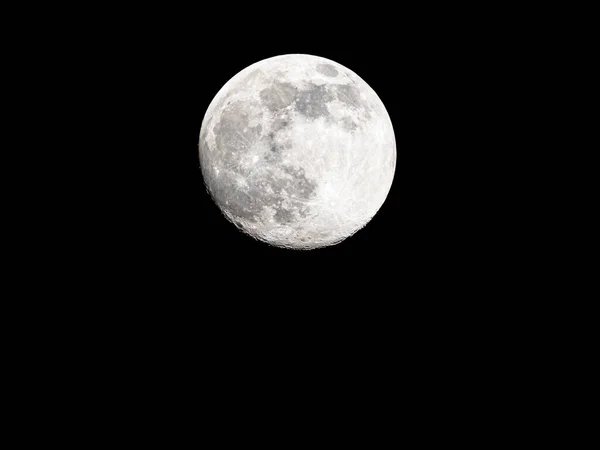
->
[23,15,537,423]
[18,11,541,426]
[135,53,405,286]
[103,44,486,302]
[70,40,506,400]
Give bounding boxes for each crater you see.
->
[316,64,338,77]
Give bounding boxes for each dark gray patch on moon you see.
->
[262,112,292,163]
[335,84,362,108]
[213,101,262,158]
[281,165,317,198]
[263,150,280,164]
[222,164,317,225]
[295,83,334,119]
[205,111,319,225]
[271,116,290,133]
[273,207,295,224]
[260,81,298,111]
[209,171,264,221]
[341,116,358,131]
[334,84,371,119]
[265,131,285,157]
[204,76,343,227]
[268,165,317,224]
[316,64,338,77]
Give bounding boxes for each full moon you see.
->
[199,54,396,249]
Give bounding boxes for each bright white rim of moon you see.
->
[199,54,396,250]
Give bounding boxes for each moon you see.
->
[199,54,396,250]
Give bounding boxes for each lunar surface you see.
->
[199,54,396,249]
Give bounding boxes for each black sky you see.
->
[142,52,404,276]
[31,9,523,404]
[100,35,495,304]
